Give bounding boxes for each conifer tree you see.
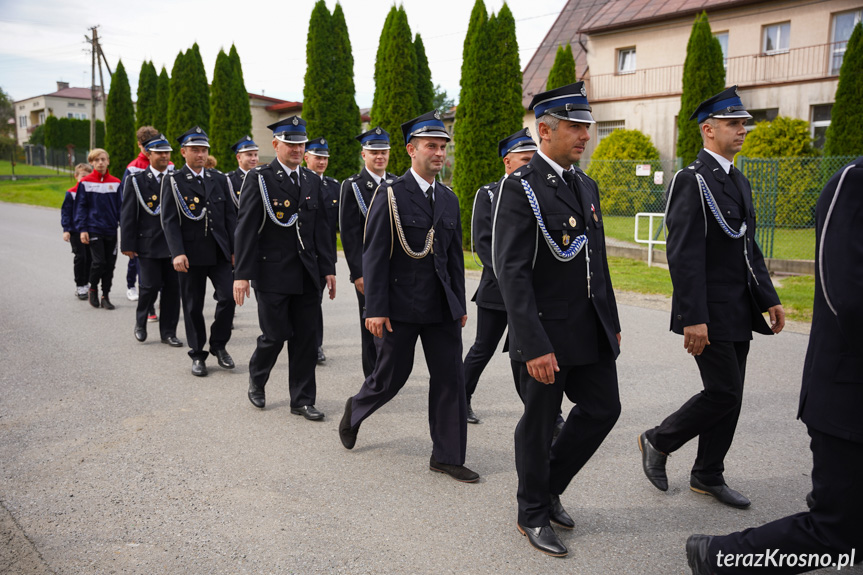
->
[167,50,187,164]
[546,44,576,90]
[105,60,137,174]
[824,22,863,157]
[136,61,158,129]
[328,3,362,180]
[228,45,252,151]
[154,66,170,133]
[370,6,419,174]
[676,12,725,165]
[210,49,237,170]
[167,46,210,165]
[415,34,434,112]
[303,0,333,149]
[186,43,210,134]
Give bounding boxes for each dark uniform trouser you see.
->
[463,306,508,403]
[515,340,620,527]
[136,256,180,339]
[178,258,234,361]
[709,428,863,574]
[349,319,467,465]
[354,288,377,378]
[127,257,138,290]
[249,282,319,408]
[88,235,117,294]
[646,340,749,486]
[69,234,91,287]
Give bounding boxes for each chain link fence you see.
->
[582,156,855,263]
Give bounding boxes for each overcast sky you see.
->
[0,0,568,107]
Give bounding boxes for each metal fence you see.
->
[24,145,84,173]
[583,155,855,262]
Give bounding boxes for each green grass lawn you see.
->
[0,175,72,208]
[603,214,815,261]
[0,160,69,177]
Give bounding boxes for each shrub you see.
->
[586,129,663,215]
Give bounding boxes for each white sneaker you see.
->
[127,286,139,301]
[76,285,88,296]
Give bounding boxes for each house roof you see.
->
[248,92,289,104]
[521,0,614,108]
[266,101,303,112]
[45,87,96,100]
[579,0,765,34]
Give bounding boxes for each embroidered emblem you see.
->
[366,181,373,189]
[292,117,298,126]
[321,138,326,145]
[434,110,441,120]
[580,85,587,97]
[375,127,382,135]
[514,171,521,177]
[186,174,193,180]
[195,127,202,133]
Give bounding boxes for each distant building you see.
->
[13,82,105,146]
[522,0,862,161]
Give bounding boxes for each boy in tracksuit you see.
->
[60,163,94,300]
[74,148,122,309]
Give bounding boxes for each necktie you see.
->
[561,169,585,215]
[426,186,435,210]
[195,175,203,186]
[156,173,162,185]
[290,171,299,188]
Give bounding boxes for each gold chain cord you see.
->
[389,186,434,259]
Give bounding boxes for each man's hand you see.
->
[234,279,250,306]
[231,254,235,267]
[768,304,785,334]
[122,251,138,258]
[326,275,336,300]
[460,314,468,328]
[80,231,90,244]
[173,254,189,273]
[527,352,559,385]
[683,323,710,356]
[616,332,622,347]
[354,277,364,295]
[62,231,71,242]
[365,316,392,339]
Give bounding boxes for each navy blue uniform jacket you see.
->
[339,168,397,283]
[493,154,620,365]
[666,149,779,341]
[798,156,863,445]
[233,160,335,294]
[471,179,506,311]
[362,171,466,323]
[120,169,171,259]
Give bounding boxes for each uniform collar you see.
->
[364,167,383,185]
[537,149,574,179]
[149,165,167,178]
[277,159,300,179]
[703,148,733,174]
[410,167,435,195]
[187,166,204,178]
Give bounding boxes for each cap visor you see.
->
[410,130,451,141]
[712,111,753,119]
[550,110,596,124]
[275,135,309,144]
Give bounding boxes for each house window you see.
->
[811,104,832,149]
[18,115,27,128]
[831,10,863,74]
[597,120,625,142]
[38,112,45,124]
[714,32,729,68]
[78,102,85,108]
[617,48,636,74]
[745,108,779,132]
[67,113,75,118]
[763,22,790,54]
[67,102,75,107]
[81,113,87,120]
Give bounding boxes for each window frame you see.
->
[762,22,791,55]
[831,10,863,74]
[617,47,637,75]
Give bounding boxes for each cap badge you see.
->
[375,127,382,135]
[321,139,326,145]
[292,117,299,126]
[246,136,251,141]
[580,85,587,97]
[434,110,441,120]
[525,128,531,138]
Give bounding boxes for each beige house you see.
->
[522,0,862,161]
[13,82,105,146]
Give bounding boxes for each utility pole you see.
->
[87,25,99,149]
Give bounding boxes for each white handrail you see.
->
[634,212,667,267]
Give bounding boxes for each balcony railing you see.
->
[586,42,843,101]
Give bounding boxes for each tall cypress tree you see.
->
[328,3,362,181]
[370,6,419,174]
[167,50,187,164]
[676,12,725,165]
[824,23,863,157]
[136,61,158,129]
[303,0,332,149]
[371,7,397,133]
[154,65,170,133]
[186,43,210,134]
[105,59,137,174]
[228,45,252,152]
[167,46,210,165]
[210,49,236,170]
[546,44,576,90]
[415,34,434,112]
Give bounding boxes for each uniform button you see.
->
[676,314,682,320]
[590,272,594,277]
[589,249,594,254]
[538,312,543,318]
[262,256,267,260]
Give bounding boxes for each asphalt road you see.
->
[0,201,857,575]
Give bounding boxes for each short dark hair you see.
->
[136,126,159,146]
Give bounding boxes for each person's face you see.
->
[407,137,447,179]
[304,152,329,175]
[90,153,109,174]
[361,148,390,174]
[703,118,747,159]
[540,120,591,166]
[503,150,535,175]
[273,139,305,168]
[76,169,91,182]
[181,145,208,170]
[147,150,171,172]
[237,150,258,172]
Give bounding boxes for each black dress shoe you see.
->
[191,359,208,377]
[517,523,567,557]
[134,324,147,342]
[638,433,668,491]
[549,494,575,529]
[805,490,815,509]
[690,476,750,508]
[316,347,326,364]
[429,456,479,483]
[89,289,100,308]
[248,378,265,409]
[100,295,115,310]
[339,397,360,449]
[466,404,480,424]
[213,349,235,369]
[161,336,183,347]
[686,534,714,575]
[291,405,325,420]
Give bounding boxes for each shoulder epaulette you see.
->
[256,164,270,172]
